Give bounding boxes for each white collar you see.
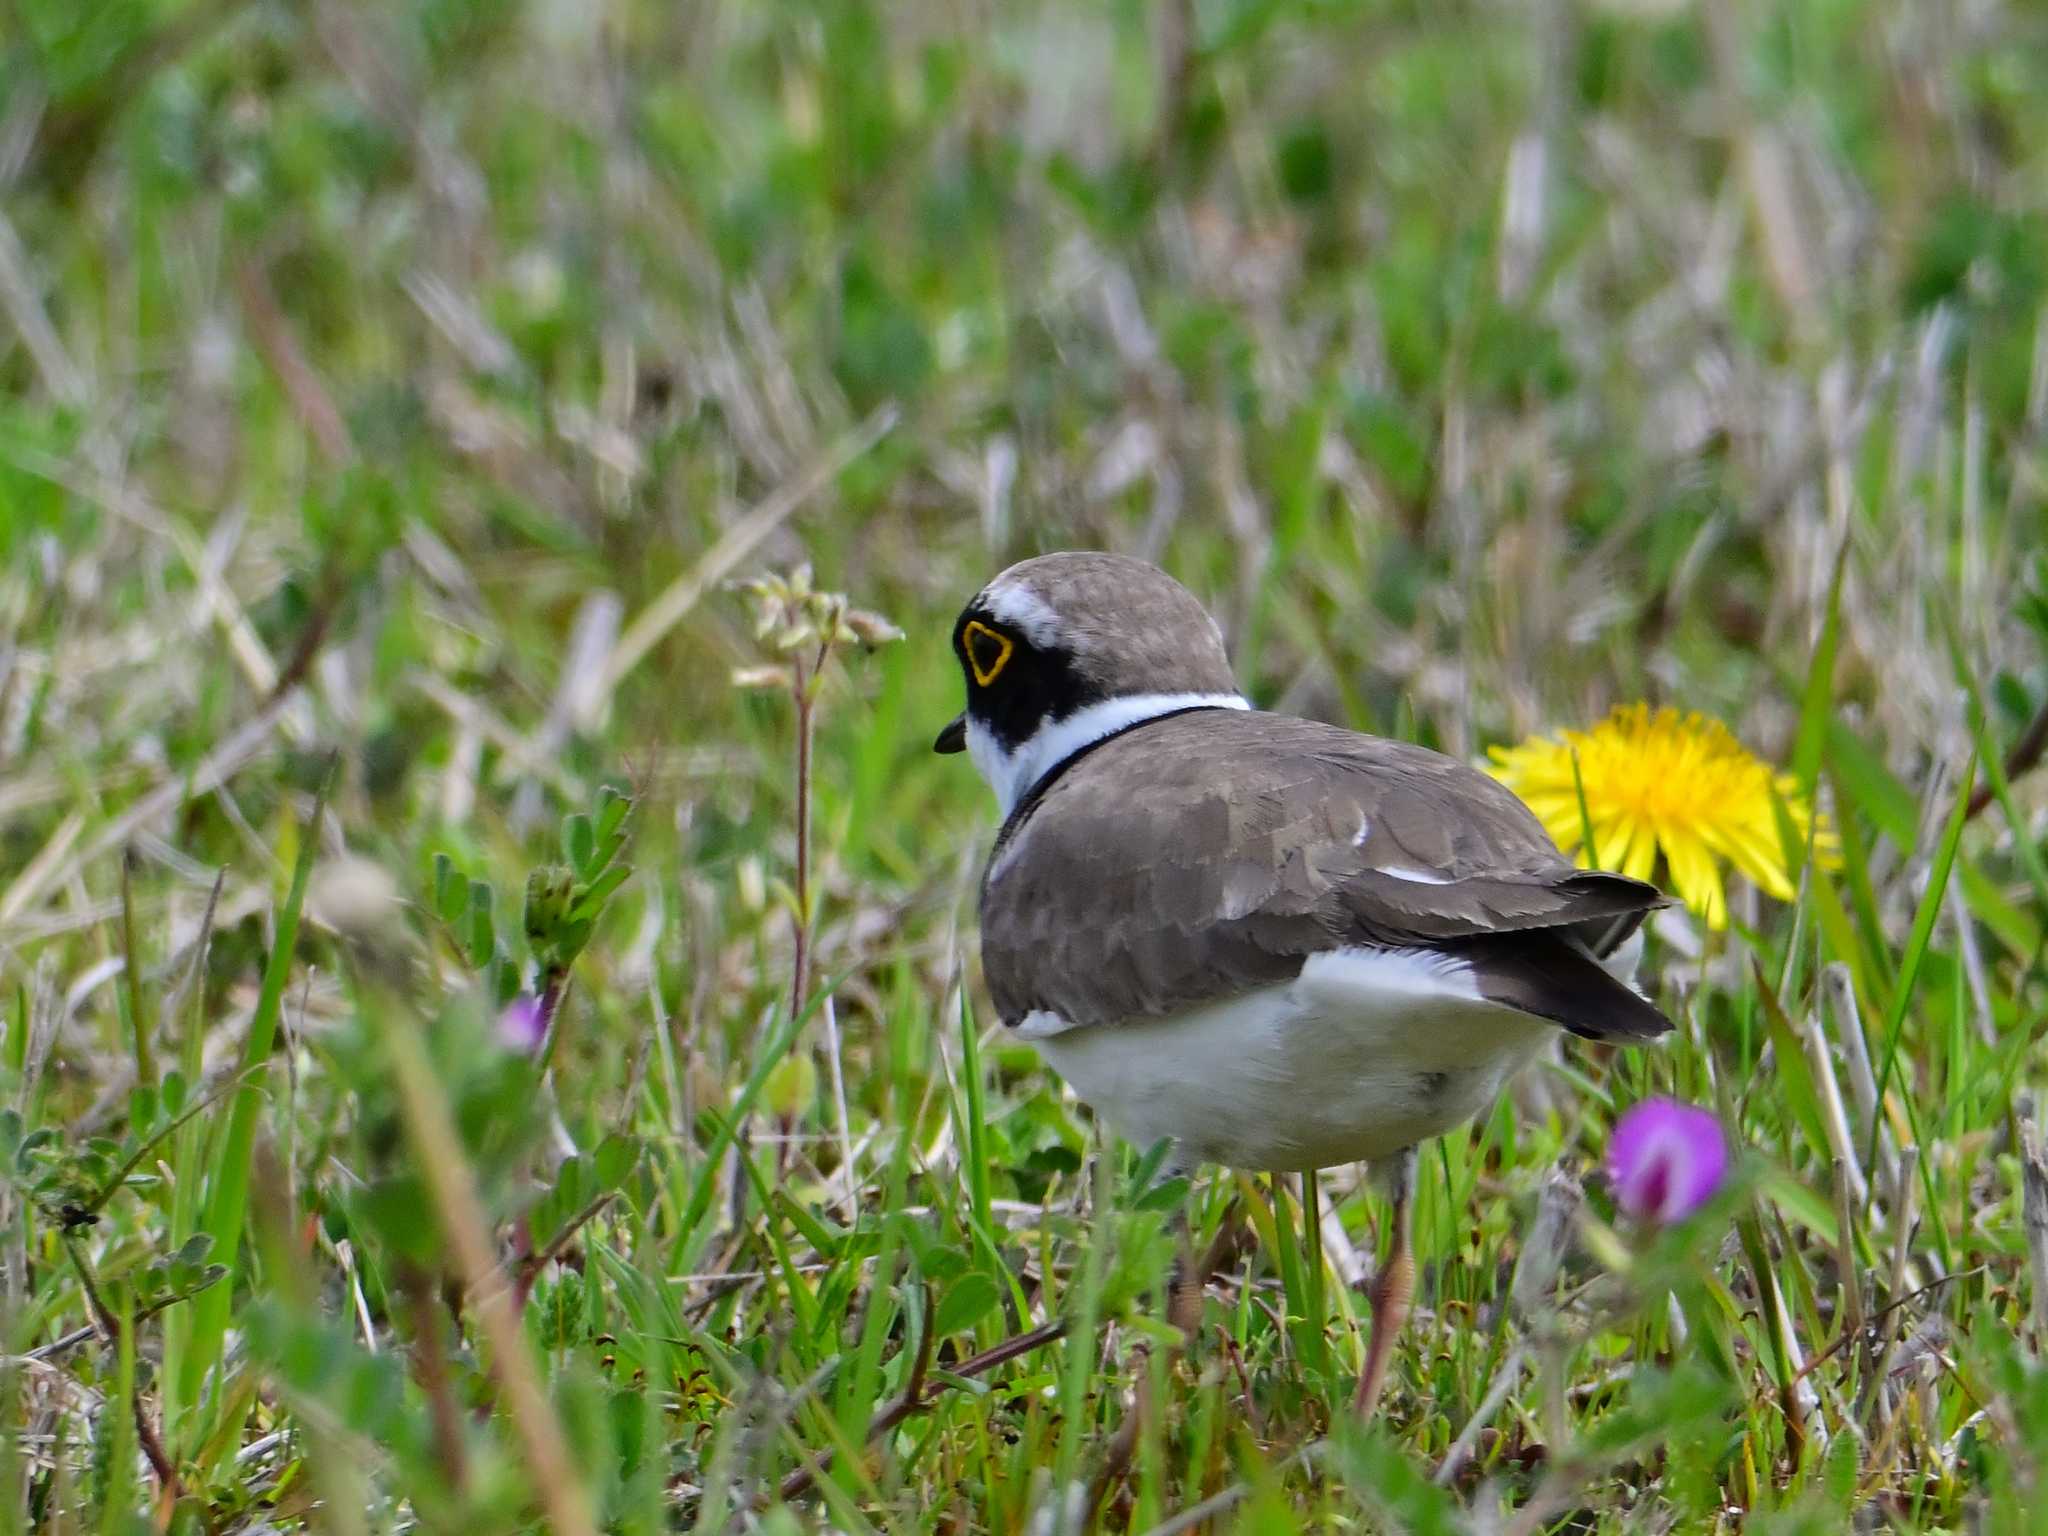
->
[966,692,1250,817]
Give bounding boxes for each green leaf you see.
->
[465,880,495,968]
[933,1272,999,1338]
[773,1192,844,1259]
[1133,1175,1191,1213]
[903,1227,969,1285]
[433,851,463,924]
[1824,720,1918,846]
[1792,542,1849,793]
[563,812,595,875]
[352,1175,444,1268]
[1122,1137,1176,1204]
[1958,860,2043,959]
[594,786,630,844]
[1822,1422,1861,1509]
[1335,1428,1464,1536]
[240,1299,421,1451]
[591,1133,638,1192]
[1588,1359,1735,1457]
[587,829,628,877]
[568,863,632,924]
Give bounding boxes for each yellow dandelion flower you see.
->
[1486,704,1836,931]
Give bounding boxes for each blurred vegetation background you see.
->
[4,0,2048,1530]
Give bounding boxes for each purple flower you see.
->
[1608,1098,1727,1224]
[497,994,547,1055]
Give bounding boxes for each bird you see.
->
[934,551,1673,1414]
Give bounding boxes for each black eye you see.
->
[962,620,1014,686]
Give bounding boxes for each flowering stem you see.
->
[531,969,570,1075]
[790,665,812,1020]
[788,632,830,1022]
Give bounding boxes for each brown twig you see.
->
[1964,696,2048,821]
[1088,1343,1153,1518]
[900,1284,938,1408]
[233,257,355,465]
[506,1214,536,1315]
[775,1316,1069,1503]
[1216,1324,1264,1440]
[498,1191,619,1314]
[534,1191,618,1275]
[1791,1265,1985,1385]
[27,1280,209,1362]
[263,577,343,708]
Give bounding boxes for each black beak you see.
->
[933,714,967,754]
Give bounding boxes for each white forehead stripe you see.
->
[968,692,1250,817]
[980,579,1063,649]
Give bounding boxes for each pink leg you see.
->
[1353,1148,1417,1416]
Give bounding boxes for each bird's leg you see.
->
[1169,1201,1250,1341]
[1353,1145,1418,1416]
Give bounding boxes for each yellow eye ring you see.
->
[963,620,1014,686]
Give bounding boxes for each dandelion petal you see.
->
[1488,704,1831,930]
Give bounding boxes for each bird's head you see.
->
[935,552,1246,814]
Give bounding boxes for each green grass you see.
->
[4,0,2048,1530]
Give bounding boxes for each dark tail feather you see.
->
[1461,931,1673,1041]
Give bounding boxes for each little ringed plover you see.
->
[935,551,1672,1412]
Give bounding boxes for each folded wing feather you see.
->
[979,710,1672,1041]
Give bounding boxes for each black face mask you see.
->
[936,607,1103,757]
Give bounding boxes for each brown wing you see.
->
[978,710,1669,1038]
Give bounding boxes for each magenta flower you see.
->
[1608,1098,1728,1224]
[497,993,547,1055]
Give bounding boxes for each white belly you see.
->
[1027,947,1550,1172]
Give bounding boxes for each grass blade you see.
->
[1791,541,1849,794]
[178,768,330,1411]
[1866,752,1975,1172]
